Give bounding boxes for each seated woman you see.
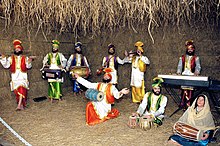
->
[168,94,216,146]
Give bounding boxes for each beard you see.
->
[152,89,161,96]
[52,49,58,53]
[108,51,115,55]
[75,50,82,54]
[103,78,111,83]
[14,50,23,56]
[186,50,195,56]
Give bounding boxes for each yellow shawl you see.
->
[178,94,215,131]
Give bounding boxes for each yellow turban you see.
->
[135,41,144,52]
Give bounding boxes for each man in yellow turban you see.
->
[125,41,150,103]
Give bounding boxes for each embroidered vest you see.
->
[97,83,114,104]
[181,55,196,73]
[47,53,61,66]
[10,55,27,73]
[71,54,85,66]
[105,56,118,70]
[146,92,163,112]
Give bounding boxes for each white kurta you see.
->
[177,55,201,89]
[128,56,150,87]
[137,92,167,119]
[77,77,121,119]
[102,55,126,84]
[0,55,32,91]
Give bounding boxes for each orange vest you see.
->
[97,83,115,104]
[10,55,27,73]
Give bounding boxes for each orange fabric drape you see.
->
[86,102,120,126]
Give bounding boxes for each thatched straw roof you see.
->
[0,0,220,42]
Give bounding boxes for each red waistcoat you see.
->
[10,55,27,73]
[181,55,196,73]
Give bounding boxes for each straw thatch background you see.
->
[0,0,220,145]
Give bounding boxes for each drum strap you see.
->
[104,56,118,70]
[97,83,114,104]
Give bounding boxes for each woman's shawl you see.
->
[178,94,215,131]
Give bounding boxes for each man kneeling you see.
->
[129,77,168,128]
[74,68,129,126]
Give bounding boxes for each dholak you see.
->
[127,115,139,129]
[139,117,154,130]
[41,68,62,80]
[85,88,104,102]
[70,66,89,79]
[173,122,203,141]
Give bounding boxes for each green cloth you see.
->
[47,53,61,65]
[48,82,62,99]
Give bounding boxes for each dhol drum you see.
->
[70,66,89,79]
[85,88,104,102]
[127,115,139,129]
[41,68,62,80]
[139,117,154,130]
[173,121,203,141]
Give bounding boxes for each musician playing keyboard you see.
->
[177,40,201,108]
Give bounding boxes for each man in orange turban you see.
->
[74,68,130,126]
[0,39,33,110]
[177,40,201,108]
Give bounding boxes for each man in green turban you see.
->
[41,40,67,102]
[133,77,168,126]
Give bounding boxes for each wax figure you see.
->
[74,68,129,126]
[66,42,91,95]
[0,39,33,110]
[125,41,150,103]
[99,43,126,85]
[132,77,168,126]
[41,40,67,102]
[177,40,201,107]
[168,94,215,146]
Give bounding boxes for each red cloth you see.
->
[14,86,27,107]
[181,55,196,73]
[86,102,120,126]
[10,55,27,73]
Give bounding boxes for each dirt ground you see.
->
[0,89,219,146]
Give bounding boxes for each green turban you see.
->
[152,77,164,87]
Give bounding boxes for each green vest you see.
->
[146,92,163,111]
[47,53,61,66]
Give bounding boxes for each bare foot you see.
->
[16,107,21,111]
[16,105,24,111]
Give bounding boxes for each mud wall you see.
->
[0,21,219,100]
